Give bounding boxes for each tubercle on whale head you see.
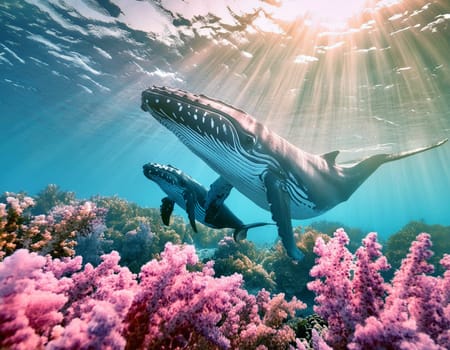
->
[142,86,248,149]
[141,86,162,111]
[141,86,265,150]
[142,163,173,175]
[141,86,249,121]
[141,86,199,110]
[142,163,182,183]
[142,162,161,180]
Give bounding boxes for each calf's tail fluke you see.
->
[233,222,274,241]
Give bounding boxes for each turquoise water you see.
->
[1,0,449,243]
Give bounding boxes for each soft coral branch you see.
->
[309,230,450,350]
[0,194,105,260]
[307,228,355,349]
[1,243,306,350]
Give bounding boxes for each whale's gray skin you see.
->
[141,86,448,261]
[142,162,271,240]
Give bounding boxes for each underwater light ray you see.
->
[175,0,450,156]
[363,1,450,146]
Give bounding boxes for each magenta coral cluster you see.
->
[0,243,305,350]
[1,193,450,350]
[308,229,450,349]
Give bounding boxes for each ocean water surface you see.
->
[1,0,449,243]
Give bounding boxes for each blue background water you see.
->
[1,0,449,243]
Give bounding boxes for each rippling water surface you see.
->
[1,0,449,241]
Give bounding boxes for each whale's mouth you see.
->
[141,86,177,112]
[142,163,182,185]
[141,86,244,149]
[142,163,159,180]
[141,86,210,117]
[142,162,170,179]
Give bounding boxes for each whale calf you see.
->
[143,162,271,240]
[141,86,448,260]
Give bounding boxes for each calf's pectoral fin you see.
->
[205,176,234,223]
[262,170,305,261]
[183,190,198,232]
[160,197,175,226]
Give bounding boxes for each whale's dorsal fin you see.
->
[321,150,340,164]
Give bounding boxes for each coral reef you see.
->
[210,228,330,304]
[385,220,450,278]
[308,229,450,349]
[0,193,104,260]
[211,236,276,293]
[90,195,226,272]
[291,314,328,345]
[306,221,365,253]
[31,184,77,215]
[262,229,330,306]
[75,220,109,266]
[0,243,305,350]
[1,187,449,349]
[92,195,225,250]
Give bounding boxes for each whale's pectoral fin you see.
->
[204,176,233,223]
[183,190,198,232]
[263,171,305,261]
[160,197,175,226]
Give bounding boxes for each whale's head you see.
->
[141,86,265,160]
[142,162,182,185]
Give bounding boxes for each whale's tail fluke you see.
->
[384,138,448,162]
[342,138,448,201]
[233,222,275,241]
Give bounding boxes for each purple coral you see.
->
[352,232,390,322]
[350,233,449,350]
[2,205,449,350]
[308,228,356,348]
[0,249,69,349]
[238,289,306,349]
[0,242,306,350]
[124,242,246,349]
[124,243,305,349]
[309,229,450,350]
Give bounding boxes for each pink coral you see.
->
[0,249,68,349]
[308,228,355,349]
[0,243,306,350]
[124,242,296,349]
[350,233,449,349]
[0,194,105,259]
[352,232,390,322]
[3,217,448,350]
[238,289,305,350]
[309,230,450,350]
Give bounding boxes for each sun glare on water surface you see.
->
[269,0,375,29]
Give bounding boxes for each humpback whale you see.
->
[143,162,271,240]
[141,86,448,260]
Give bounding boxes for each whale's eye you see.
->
[241,134,256,150]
